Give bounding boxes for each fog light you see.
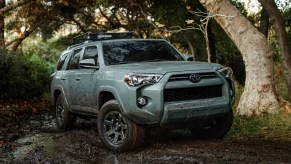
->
[137,97,147,106]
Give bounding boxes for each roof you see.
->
[67,32,135,50]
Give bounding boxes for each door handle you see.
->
[76,77,81,81]
[61,77,66,80]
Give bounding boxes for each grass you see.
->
[275,63,291,102]
[228,64,291,141]
[227,112,291,141]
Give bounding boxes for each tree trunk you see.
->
[186,37,196,60]
[0,0,5,47]
[258,0,291,99]
[12,31,29,51]
[0,0,35,16]
[258,7,269,37]
[207,20,216,63]
[198,0,280,115]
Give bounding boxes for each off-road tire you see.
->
[190,109,233,139]
[97,100,145,152]
[55,94,76,130]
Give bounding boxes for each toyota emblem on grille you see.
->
[189,74,200,83]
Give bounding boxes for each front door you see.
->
[76,45,99,113]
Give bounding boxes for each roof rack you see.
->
[73,32,134,44]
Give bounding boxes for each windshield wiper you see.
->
[143,59,170,62]
[117,61,138,64]
[118,61,129,64]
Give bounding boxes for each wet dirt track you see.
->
[1,111,290,164]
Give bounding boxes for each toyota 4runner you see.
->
[51,32,235,152]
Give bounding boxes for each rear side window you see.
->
[83,46,98,66]
[67,48,82,70]
[56,53,69,70]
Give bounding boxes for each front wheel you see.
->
[97,100,145,152]
[190,109,233,139]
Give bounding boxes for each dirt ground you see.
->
[0,111,290,164]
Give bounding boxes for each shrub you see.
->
[0,49,51,99]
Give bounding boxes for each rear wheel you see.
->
[97,100,145,152]
[190,109,233,139]
[55,94,75,130]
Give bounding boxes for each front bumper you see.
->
[161,97,230,124]
[121,71,234,125]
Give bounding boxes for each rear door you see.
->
[62,48,83,109]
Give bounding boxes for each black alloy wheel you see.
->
[55,94,75,130]
[103,111,128,145]
[97,100,145,152]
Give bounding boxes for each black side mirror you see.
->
[79,59,99,69]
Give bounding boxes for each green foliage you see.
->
[230,0,248,17]
[24,52,52,96]
[0,34,80,100]
[0,50,29,98]
[170,31,208,61]
[227,112,291,141]
[275,63,291,101]
[0,49,51,99]
[150,0,200,26]
[21,35,72,63]
[282,7,291,50]
[1,0,289,101]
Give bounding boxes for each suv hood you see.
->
[105,61,221,74]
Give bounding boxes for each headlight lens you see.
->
[124,74,163,86]
[218,67,233,79]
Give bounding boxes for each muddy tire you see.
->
[190,109,233,139]
[97,100,145,152]
[55,94,75,130]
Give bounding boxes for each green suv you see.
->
[51,32,235,152]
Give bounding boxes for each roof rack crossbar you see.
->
[72,32,134,45]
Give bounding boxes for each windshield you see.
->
[102,40,184,65]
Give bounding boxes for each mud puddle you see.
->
[1,111,290,163]
[13,133,56,160]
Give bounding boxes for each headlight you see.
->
[218,67,233,79]
[124,74,163,86]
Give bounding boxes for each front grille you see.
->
[168,72,217,82]
[164,85,222,102]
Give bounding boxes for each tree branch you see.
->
[71,17,87,33]
[79,10,107,29]
[136,4,165,39]
[1,19,47,50]
[0,0,36,16]
[98,7,116,29]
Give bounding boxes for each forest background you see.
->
[0,0,290,137]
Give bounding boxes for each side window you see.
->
[56,53,68,70]
[67,48,82,70]
[82,46,98,66]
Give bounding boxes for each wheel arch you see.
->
[97,87,125,113]
[98,91,115,109]
[53,89,62,108]
[52,86,70,111]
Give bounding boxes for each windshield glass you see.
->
[102,40,184,65]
